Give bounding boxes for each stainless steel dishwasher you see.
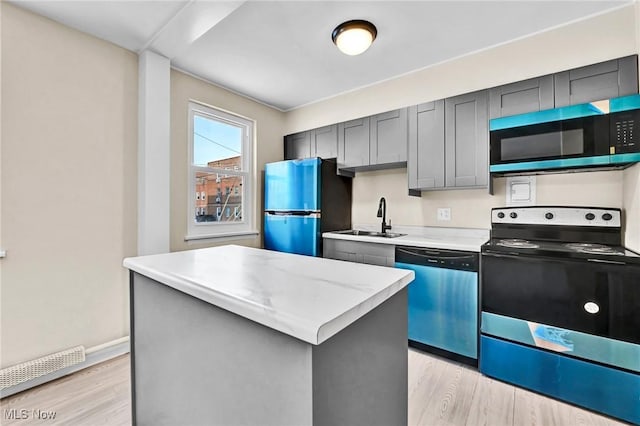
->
[395,246,479,366]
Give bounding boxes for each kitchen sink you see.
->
[332,229,406,238]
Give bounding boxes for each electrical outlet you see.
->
[437,208,451,221]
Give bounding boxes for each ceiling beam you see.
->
[143,0,246,59]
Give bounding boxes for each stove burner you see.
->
[564,243,622,255]
[497,239,540,249]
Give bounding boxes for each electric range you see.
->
[482,206,640,262]
[479,206,640,424]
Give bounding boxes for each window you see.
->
[188,102,255,238]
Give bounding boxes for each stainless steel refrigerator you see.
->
[263,158,352,256]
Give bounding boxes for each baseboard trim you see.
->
[0,338,130,399]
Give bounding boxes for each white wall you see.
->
[170,70,285,252]
[285,5,636,232]
[1,4,137,367]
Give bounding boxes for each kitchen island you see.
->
[123,245,414,426]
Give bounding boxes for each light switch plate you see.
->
[437,208,451,221]
[506,176,536,206]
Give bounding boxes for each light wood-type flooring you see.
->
[0,349,629,425]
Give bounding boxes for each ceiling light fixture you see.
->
[331,20,377,56]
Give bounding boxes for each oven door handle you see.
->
[586,258,626,265]
[483,251,631,266]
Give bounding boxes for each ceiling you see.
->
[10,0,633,111]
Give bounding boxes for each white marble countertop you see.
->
[123,245,414,346]
[323,225,490,252]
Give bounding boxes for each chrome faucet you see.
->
[376,197,392,234]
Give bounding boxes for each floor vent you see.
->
[0,346,85,390]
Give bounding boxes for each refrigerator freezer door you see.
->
[264,214,320,256]
[264,158,320,212]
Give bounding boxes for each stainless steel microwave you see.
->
[489,94,640,175]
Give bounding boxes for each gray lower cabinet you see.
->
[284,131,311,160]
[370,109,408,165]
[338,117,370,169]
[408,91,488,192]
[554,55,638,107]
[323,238,395,267]
[489,75,555,119]
[445,91,489,188]
[408,101,445,190]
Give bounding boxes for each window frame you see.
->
[186,101,257,240]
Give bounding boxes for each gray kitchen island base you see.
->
[131,272,408,426]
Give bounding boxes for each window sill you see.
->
[184,230,260,243]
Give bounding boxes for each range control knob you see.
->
[497,212,505,219]
[585,213,596,221]
[545,212,554,220]
[510,212,518,219]
[602,213,613,221]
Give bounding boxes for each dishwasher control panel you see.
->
[395,246,478,272]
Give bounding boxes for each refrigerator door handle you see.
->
[265,211,321,218]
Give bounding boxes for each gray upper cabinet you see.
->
[554,55,638,107]
[369,109,408,165]
[445,90,488,188]
[338,117,370,169]
[284,126,337,160]
[408,101,445,190]
[284,131,311,160]
[312,124,338,159]
[408,92,488,192]
[489,75,554,119]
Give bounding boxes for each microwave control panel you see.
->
[611,110,639,153]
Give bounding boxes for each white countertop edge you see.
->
[124,256,414,346]
[322,230,489,252]
[353,224,489,239]
[315,272,414,344]
[125,261,322,344]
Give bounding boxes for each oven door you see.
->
[481,252,640,345]
[489,115,610,173]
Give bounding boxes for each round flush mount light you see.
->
[331,20,377,56]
